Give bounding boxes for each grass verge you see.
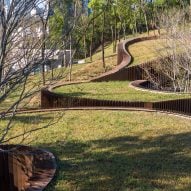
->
[1,110,191,191]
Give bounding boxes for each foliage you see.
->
[49,7,64,44]
[49,0,191,59]
[143,8,191,92]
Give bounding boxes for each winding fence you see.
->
[41,36,191,116]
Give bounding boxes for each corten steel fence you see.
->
[0,145,56,191]
[41,89,146,109]
[41,89,191,116]
[41,36,191,116]
[91,36,157,82]
[153,99,191,116]
[0,146,33,191]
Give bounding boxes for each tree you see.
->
[0,1,83,189]
[142,7,191,92]
[35,0,52,85]
[89,0,110,68]
[0,0,79,171]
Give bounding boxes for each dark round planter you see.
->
[131,80,177,92]
[0,145,56,191]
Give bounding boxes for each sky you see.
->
[5,0,46,8]
[5,0,10,6]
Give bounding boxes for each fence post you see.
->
[144,102,153,110]
[117,43,123,65]
[0,151,17,191]
[41,89,51,109]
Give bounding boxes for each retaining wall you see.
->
[41,36,191,116]
[41,89,148,109]
[91,36,157,82]
[153,99,191,116]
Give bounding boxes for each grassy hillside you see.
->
[128,39,166,66]
[0,32,168,111]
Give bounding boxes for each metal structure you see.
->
[41,36,191,116]
[0,145,56,191]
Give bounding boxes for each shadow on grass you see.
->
[1,114,53,124]
[55,92,91,98]
[42,132,191,191]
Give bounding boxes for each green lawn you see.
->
[1,110,191,191]
[54,81,191,102]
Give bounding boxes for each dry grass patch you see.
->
[128,39,167,66]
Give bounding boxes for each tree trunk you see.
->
[41,58,46,86]
[111,26,115,53]
[114,11,117,53]
[0,66,3,85]
[41,21,46,86]
[90,13,95,62]
[143,10,149,36]
[118,29,120,42]
[134,12,138,35]
[102,11,106,69]
[84,35,87,60]
[41,58,45,86]
[69,35,72,81]
[0,30,8,91]
[51,64,54,80]
[0,27,7,79]
[62,41,66,67]
[123,23,126,40]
